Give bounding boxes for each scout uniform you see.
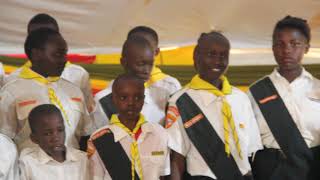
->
[4,61,95,112]
[19,146,90,180]
[88,114,170,180]
[0,133,19,180]
[248,68,320,180]
[93,67,181,128]
[166,75,262,180]
[0,66,94,151]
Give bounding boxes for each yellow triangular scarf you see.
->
[19,66,70,126]
[110,114,146,180]
[187,75,242,159]
[144,66,168,88]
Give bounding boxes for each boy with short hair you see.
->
[89,74,170,180]
[5,13,95,113]
[0,28,94,151]
[19,104,90,180]
[94,26,182,127]
[126,26,181,95]
[166,31,262,180]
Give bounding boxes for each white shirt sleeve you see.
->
[0,134,19,180]
[244,94,263,155]
[165,102,191,157]
[0,90,18,138]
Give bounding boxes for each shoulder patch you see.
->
[87,128,111,157]
[165,106,180,129]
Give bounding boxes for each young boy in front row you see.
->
[88,74,170,180]
[166,31,262,180]
[19,104,90,180]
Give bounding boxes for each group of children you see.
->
[0,13,319,180]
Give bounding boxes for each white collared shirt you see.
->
[248,68,320,149]
[4,64,95,113]
[19,146,90,180]
[89,122,171,180]
[0,77,95,152]
[93,76,181,128]
[0,134,19,180]
[166,87,263,179]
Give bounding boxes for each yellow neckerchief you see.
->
[19,66,71,126]
[110,114,146,180]
[144,66,168,88]
[187,75,242,159]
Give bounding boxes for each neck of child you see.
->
[31,66,48,78]
[278,65,302,83]
[51,150,66,163]
[210,78,223,90]
[119,115,140,132]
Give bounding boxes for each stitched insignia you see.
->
[151,151,164,156]
[239,123,245,129]
[71,97,82,102]
[18,100,37,107]
[183,113,204,128]
[167,106,180,117]
[165,113,177,129]
[259,95,278,104]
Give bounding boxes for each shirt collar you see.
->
[271,67,313,82]
[37,147,78,164]
[110,119,153,142]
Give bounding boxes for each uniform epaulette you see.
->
[87,128,111,157]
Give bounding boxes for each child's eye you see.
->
[120,96,126,101]
[44,132,53,136]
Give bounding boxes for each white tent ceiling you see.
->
[1,0,320,65]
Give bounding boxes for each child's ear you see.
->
[304,44,310,54]
[155,47,160,56]
[30,133,39,144]
[120,57,128,69]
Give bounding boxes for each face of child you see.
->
[35,34,67,77]
[122,45,154,81]
[130,32,159,56]
[272,28,309,72]
[28,23,59,34]
[194,37,229,83]
[31,113,66,157]
[112,79,145,121]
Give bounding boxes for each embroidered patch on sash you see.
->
[18,100,37,107]
[183,113,204,128]
[71,97,82,102]
[259,95,278,104]
[151,151,164,156]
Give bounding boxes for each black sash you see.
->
[176,93,244,180]
[250,77,313,178]
[99,93,117,119]
[93,131,140,180]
